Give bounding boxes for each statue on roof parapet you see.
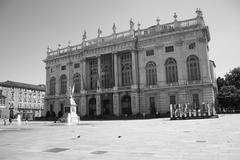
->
[112,23,116,34]
[97,27,102,37]
[196,8,203,17]
[156,17,160,25]
[129,18,134,30]
[82,30,87,41]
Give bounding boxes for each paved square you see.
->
[0,114,240,160]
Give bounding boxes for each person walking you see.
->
[9,116,12,125]
[3,116,7,126]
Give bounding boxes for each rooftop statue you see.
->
[97,27,102,37]
[112,23,116,34]
[82,30,87,41]
[130,18,134,30]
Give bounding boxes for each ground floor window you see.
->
[192,93,200,109]
[89,98,96,116]
[170,95,176,105]
[150,97,156,114]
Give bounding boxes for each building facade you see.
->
[0,81,45,119]
[44,9,217,118]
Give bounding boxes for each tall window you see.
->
[60,74,67,94]
[73,73,81,93]
[121,53,132,86]
[146,61,157,85]
[101,54,113,88]
[165,58,178,83]
[49,77,56,95]
[89,59,98,90]
[187,55,200,81]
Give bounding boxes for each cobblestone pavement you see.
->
[0,114,240,160]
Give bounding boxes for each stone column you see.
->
[131,50,137,88]
[81,59,86,91]
[131,92,139,114]
[113,93,120,116]
[80,95,87,116]
[97,55,101,90]
[113,52,118,89]
[96,94,101,115]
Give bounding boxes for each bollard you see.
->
[179,104,182,118]
[207,103,211,116]
[188,104,192,118]
[67,113,71,125]
[184,104,187,118]
[170,104,173,118]
[17,114,21,125]
[193,109,196,117]
[212,104,216,116]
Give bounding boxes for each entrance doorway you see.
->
[89,98,96,116]
[121,95,132,115]
[102,100,110,115]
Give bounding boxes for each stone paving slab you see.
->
[0,114,240,160]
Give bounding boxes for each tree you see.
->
[225,67,240,89]
[217,67,240,112]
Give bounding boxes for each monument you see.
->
[67,84,80,125]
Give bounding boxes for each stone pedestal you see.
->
[67,97,80,125]
[17,114,21,125]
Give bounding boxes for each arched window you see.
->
[165,58,178,83]
[49,77,56,95]
[121,53,132,86]
[60,74,67,94]
[146,61,157,85]
[187,55,200,81]
[73,73,81,93]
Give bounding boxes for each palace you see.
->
[0,81,45,119]
[44,9,217,118]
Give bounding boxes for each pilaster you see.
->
[131,92,139,114]
[113,52,119,89]
[80,95,87,116]
[96,94,101,115]
[113,93,120,115]
[131,50,137,89]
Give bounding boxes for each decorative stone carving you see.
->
[129,18,134,30]
[97,27,102,37]
[112,23,116,34]
[82,30,87,41]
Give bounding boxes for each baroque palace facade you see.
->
[0,81,45,119]
[44,9,217,118]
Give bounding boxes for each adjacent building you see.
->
[44,9,217,118]
[0,81,45,119]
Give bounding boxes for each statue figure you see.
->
[97,27,102,37]
[68,40,71,47]
[129,18,134,30]
[173,12,178,21]
[156,17,160,25]
[82,30,87,41]
[58,44,61,49]
[69,84,76,105]
[112,23,116,34]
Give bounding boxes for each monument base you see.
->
[67,113,80,125]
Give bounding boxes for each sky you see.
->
[0,0,240,85]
